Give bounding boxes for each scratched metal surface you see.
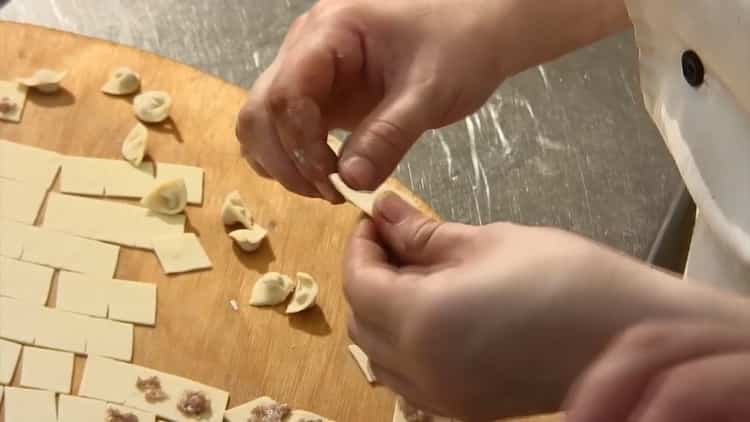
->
[0,0,682,258]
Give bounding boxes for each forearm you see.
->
[493,0,631,77]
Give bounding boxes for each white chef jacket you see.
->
[626,0,750,292]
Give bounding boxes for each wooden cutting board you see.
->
[0,21,560,422]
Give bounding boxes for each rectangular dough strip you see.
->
[0,256,54,305]
[0,139,61,189]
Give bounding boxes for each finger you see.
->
[635,353,750,422]
[338,87,434,190]
[347,314,398,369]
[268,29,362,201]
[344,219,413,330]
[566,321,750,422]
[372,192,469,266]
[236,102,321,197]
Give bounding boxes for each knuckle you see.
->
[405,218,441,253]
[364,119,411,154]
[616,322,678,353]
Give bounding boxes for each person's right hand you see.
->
[235,0,510,200]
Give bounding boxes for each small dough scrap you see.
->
[140,178,187,215]
[221,190,253,227]
[329,173,384,217]
[152,233,212,274]
[101,67,141,95]
[285,272,319,314]
[16,69,67,93]
[133,91,172,123]
[121,123,148,167]
[249,272,294,306]
[347,344,376,384]
[229,226,267,252]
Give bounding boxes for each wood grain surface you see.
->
[0,22,560,422]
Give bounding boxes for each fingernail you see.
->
[374,191,413,224]
[340,155,376,190]
[314,180,341,203]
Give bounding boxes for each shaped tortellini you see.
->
[221,190,253,228]
[102,67,141,95]
[285,272,319,314]
[121,122,148,167]
[141,178,188,215]
[249,272,294,306]
[229,226,267,253]
[16,69,67,93]
[133,90,172,123]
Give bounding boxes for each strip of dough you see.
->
[42,192,185,249]
[19,345,75,393]
[152,233,212,274]
[0,339,21,384]
[348,344,377,384]
[156,163,204,204]
[0,178,48,224]
[0,139,61,189]
[0,257,54,305]
[4,386,57,422]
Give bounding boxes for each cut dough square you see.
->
[104,160,156,198]
[0,256,54,305]
[79,356,135,403]
[348,344,377,384]
[0,218,31,259]
[34,306,88,354]
[0,297,42,344]
[0,81,27,122]
[152,233,212,274]
[329,173,383,217]
[42,192,185,249]
[20,224,120,276]
[0,139,61,189]
[106,279,157,326]
[19,345,74,393]
[107,403,157,422]
[58,394,108,422]
[58,156,107,196]
[55,271,109,317]
[3,386,57,422]
[0,178,48,224]
[155,162,204,204]
[0,338,22,384]
[85,317,134,361]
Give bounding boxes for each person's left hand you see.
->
[565,320,750,422]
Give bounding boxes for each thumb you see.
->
[339,89,432,190]
[373,192,467,266]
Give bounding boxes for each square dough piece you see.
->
[0,256,54,305]
[3,386,57,422]
[42,192,185,249]
[0,338,22,384]
[34,305,89,354]
[153,233,212,274]
[0,81,27,122]
[58,156,107,196]
[0,178,48,224]
[106,278,157,326]
[0,297,42,344]
[0,139,61,189]
[79,356,135,403]
[21,224,120,277]
[19,345,75,393]
[58,394,108,422]
[155,163,204,204]
[59,156,157,198]
[107,403,157,422]
[55,271,109,317]
[85,317,134,361]
[329,173,383,217]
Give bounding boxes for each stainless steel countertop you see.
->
[1,0,682,259]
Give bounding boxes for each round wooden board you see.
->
[0,22,560,422]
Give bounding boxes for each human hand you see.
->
[235,0,509,200]
[343,193,750,421]
[565,320,750,422]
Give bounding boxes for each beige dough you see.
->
[35,306,89,354]
[0,139,61,189]
[19,346,75,394]
[121,122,148,167]
[85,317,134,362]
[16,69,67,93]
[221,190,253,227]
[288,409,332,421]
[133,90,172,123]
[228,226,267,252]
[58,394,107,422]
[285,272,319,314]
[249,272,295,306]
[0,178,48,224]
[4,387,57,422]
[152,233,212,274]
[155,163,204,204]
[55,271,109,317]
[0,81,27,122]
[102,67,141,95]
[0,257,55,305]
[329,173,385,217]
[224,396,278,422]
[0,339,21,384]
[347,344,376,384]
[141,178,188,215]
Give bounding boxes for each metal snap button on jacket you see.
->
[682,50,705,87]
